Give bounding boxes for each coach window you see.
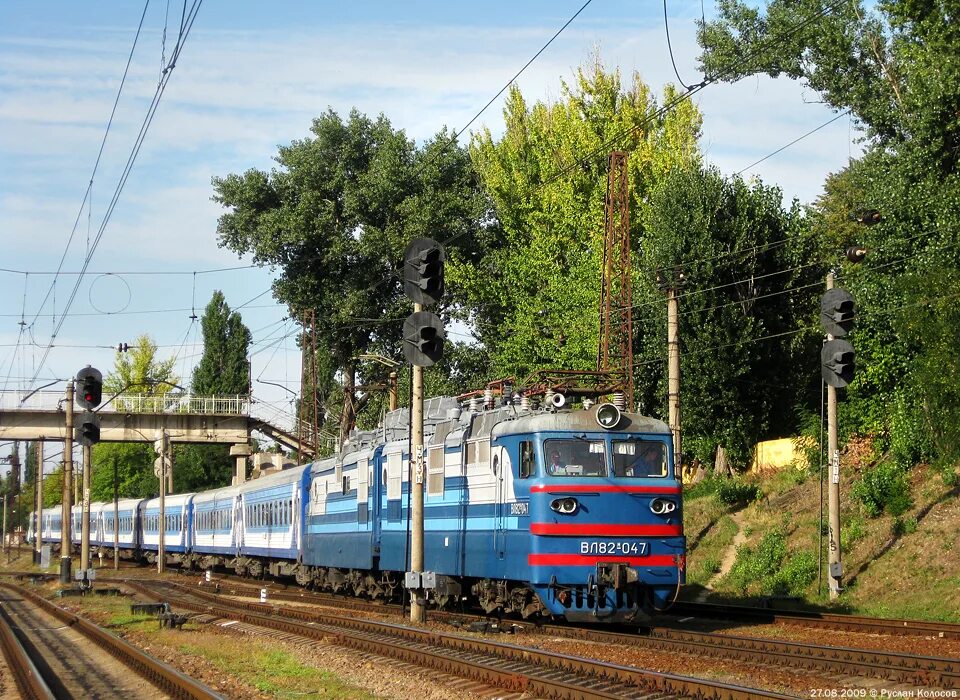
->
[519,441,534,479]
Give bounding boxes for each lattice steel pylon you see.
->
[597,151,634,408]
[297,309,320,459]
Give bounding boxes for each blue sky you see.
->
[0,0,857,463]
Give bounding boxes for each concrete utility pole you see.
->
[389,371,398,412]
[410,302,426,625]
[35,441,43,563]
[60,381,74,584]
[2,494,7,559]
[826,272,842,599]
[666,286,682,463]
[113,457,119,570]
[80,443,92,585]
[158,430,168,574]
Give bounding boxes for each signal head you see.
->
[403,238,445,306]
[75,366,103,409]
[402,310,445,366]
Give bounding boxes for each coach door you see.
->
[492,445,509,560]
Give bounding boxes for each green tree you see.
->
[450,57,702,378]
[638,165,818,465]
[175,291,253,491]
[91,335,180,500]
[191,290,252,396]
[699,0,960,464]
[213,109,485,441]
[103,334,179,396]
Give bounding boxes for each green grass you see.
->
[686,514,739,587]
[175,641,378,698]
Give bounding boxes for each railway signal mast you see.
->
[402,237,446,624]
[76,366,102,590]
[821,215,872,599]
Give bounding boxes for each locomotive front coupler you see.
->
[596,561,638,591]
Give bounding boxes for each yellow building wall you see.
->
[750,437,813,472]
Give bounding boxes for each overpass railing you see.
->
[0,390,251,415]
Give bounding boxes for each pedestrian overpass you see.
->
[0,390,315,483]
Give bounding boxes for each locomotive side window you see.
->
[387,453,402,500]
[427,446,445,496]
[519,441,534,479]
[613,440,667,478]
[543,439,607,477]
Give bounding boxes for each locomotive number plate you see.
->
[579,541,647,556]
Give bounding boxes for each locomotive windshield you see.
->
[612,440,667,478]
[543,438,607,477]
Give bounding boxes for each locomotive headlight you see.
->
[650,498,677,515]
[550,497,579,514]
[595,403,622,429]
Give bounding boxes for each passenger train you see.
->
[30,396,685,623]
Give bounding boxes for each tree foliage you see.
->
[176,291,254,492]
[213,109,485,440]
[638,165,818,465]
[103,334,179,395]
[191,290,252,395]
[450,58,702,378]
[699,0,960,465]
[92,335,180,500]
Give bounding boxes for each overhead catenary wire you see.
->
[24,0,152,336]
[735,110,851,175]
[25,0,204,390]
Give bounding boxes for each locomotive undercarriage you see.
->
[471,579,545,619]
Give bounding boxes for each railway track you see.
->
[0,591,55,700]
[129,579,795,700]
[174,575,960,690]
[0,582,223,699]
[669,601,960,640]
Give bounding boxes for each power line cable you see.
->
[663,0,706,90]
[26,0,152,333]
[735,110,850,175]
[25,0,203,389]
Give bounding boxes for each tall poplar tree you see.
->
[174,291,253,491]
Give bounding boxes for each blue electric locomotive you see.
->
[293,396,684,622]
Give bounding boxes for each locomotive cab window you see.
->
[613,440,667,478]
[543,438,607,477]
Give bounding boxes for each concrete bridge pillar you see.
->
[230,444,253,486]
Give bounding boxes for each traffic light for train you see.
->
[820,289,856,337]
[403,311,445,367]
[76,410,101,446]
[821,339,856,388]
[75,366,103,409]
[403,238,445,306]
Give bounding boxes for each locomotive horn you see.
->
[550,392,566,408]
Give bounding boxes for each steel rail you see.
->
[671,601,960,640]
[0,583,222,700]
[181,576,959,688]
[0,597,56,700]
[131,579,794,700]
